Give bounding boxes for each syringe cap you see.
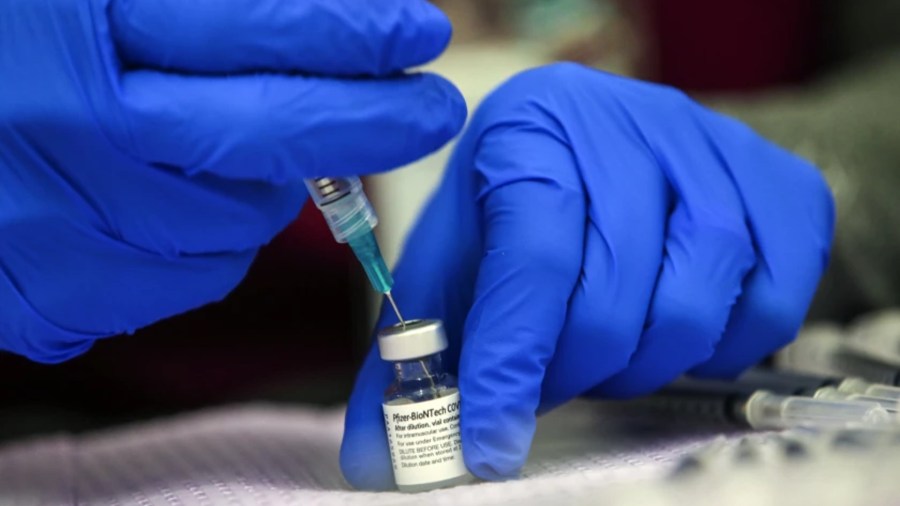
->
[378,319,448,361]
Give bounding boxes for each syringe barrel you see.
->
[835,377,900,400]
[837,377,874,395]
[304,177,378,243]
[815,387,900,410]
[863,384,900,401]
[813,386,848,401]
[744,390,892,430]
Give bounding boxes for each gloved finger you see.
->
[0,213,256,361]
[593,103,756,398]
[690,111,835,378]
[536,67,668,411]
[341,165,483,490]
[595,211,754,397]
[115,71,466,183]
[458,121,585,480]
[340,343,396,491]
[78,162,306,257]
[109,0,451,75]
[0,271,99,364]
[9,111,306,258]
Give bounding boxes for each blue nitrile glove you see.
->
[341,63,835,488]
[0,0,465,363]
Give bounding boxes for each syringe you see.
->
[738,368,900,401]
[833,376,900,400]
[607,378,898,430]
[813,386,900,411]
[741,390,894,430]
[304,177,405,326]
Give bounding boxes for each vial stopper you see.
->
[378,319,447,361]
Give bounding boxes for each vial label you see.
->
[382,391,467,487]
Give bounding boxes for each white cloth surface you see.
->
[0,401,741,506]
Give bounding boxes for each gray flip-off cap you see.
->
[378,319,448,361]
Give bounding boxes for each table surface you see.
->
[5,398,900,506]
[0,400,744,506]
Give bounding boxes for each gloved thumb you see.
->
[340,339,396,490]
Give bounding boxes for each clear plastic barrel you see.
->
[744,390,893,430]
[304,177,378,243]
[837,377,900,401]
[814,386,900,412]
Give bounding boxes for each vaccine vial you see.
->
[379,319,471,492]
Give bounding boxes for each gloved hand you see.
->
[0,0,465,363]
[341,63,834,488]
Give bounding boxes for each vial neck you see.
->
[393,354,443,382]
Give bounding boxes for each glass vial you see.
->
[379,319,472,492]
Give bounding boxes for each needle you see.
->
[384,294,436,393]
[385,291,406,330]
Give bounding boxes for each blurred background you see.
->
[3,0,899,443]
